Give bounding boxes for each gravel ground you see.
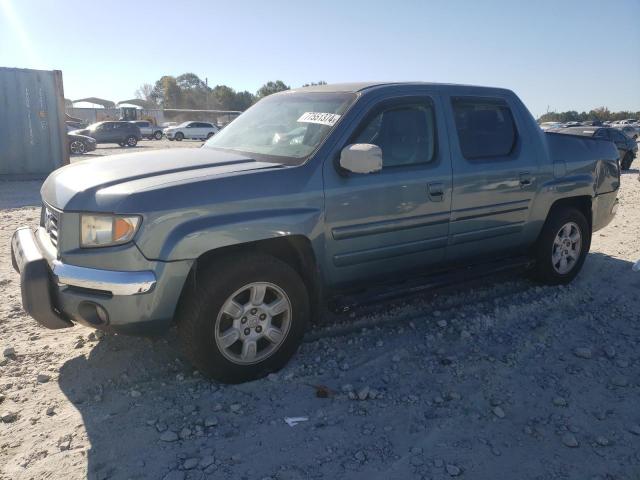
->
[0,154,639,479]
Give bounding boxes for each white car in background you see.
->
[165,121,219,141]
[130,121,164,140]
[539,121,563,131]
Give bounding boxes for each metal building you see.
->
[0,67,69,177]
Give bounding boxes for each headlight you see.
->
[80,214,141,248]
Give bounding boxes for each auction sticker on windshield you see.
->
[297,112,341,126]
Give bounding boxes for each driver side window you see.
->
[353,103,436,168]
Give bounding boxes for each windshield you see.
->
[177,122,190,127]
[87,122,103,130]
[203,91,356,163]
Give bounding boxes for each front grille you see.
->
[42,205,60,247]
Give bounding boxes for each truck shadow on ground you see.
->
[57,251,639,480]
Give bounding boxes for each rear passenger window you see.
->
[451,97,518,160]
[353,103,436,168]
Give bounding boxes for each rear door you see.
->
[136,121,149,135]
[111,123,126,142]
[323,94,452,288]
[445,95,540,261]
[185,122,198,139]
[195,122,208,138]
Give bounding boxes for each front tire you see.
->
[125,135,138,147]
[69,140,86,155]
[176,253,309,383]
[175,132,184,141]
[154,130,163,140]
[206,132,214,139]
[531,207,590,285]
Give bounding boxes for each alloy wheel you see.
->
[70,140,85,154]
[214,282,292,365]
[551,221,582,274]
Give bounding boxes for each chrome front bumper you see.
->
[12,227,156,296]
[11,227,157,330]
[52,261,156,295]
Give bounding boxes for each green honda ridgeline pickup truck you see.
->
[11,82,620,383]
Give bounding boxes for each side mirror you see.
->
[339,144,383,174]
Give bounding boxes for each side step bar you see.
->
[329,256,535,313]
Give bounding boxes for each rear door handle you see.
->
[427,182,444,201]
[519,172,532,188]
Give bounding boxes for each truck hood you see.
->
[42,147,283,211]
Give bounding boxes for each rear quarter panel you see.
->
[528,132,619,235]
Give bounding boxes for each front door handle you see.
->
[519,172,532,188]
[428,182,444,201]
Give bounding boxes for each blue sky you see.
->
[1,0,639,117]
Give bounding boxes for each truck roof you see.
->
[289,81,513,96]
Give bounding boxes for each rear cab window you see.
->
[451,97,518,160]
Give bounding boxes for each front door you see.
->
[93,123,111,142]
[323,95,452,288]
[445,95,540,262]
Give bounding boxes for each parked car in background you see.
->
[555,126,637,170]
[66,120,87,132]
[581,120,603,126]
[614,119,638,126]
[539,121,563,131]
[130,121,164,140]
[67,133,96,155]
[11,82,620,383]
[165,121,219,141]
[615,125,639,140]
[70,121,142,147]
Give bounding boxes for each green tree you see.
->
[538,107,640,123]
[140,74,264,111]
[233,90,256,110]
[149,76,183,108]
[176,73,208,91]
[256,80,290,98]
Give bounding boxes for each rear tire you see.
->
[531,207,590,285]
[621,152,633,171]
[175,132,184,141]
[176,253,309,383]
[154,130,163,140]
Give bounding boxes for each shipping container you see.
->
[0,67,69,177]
